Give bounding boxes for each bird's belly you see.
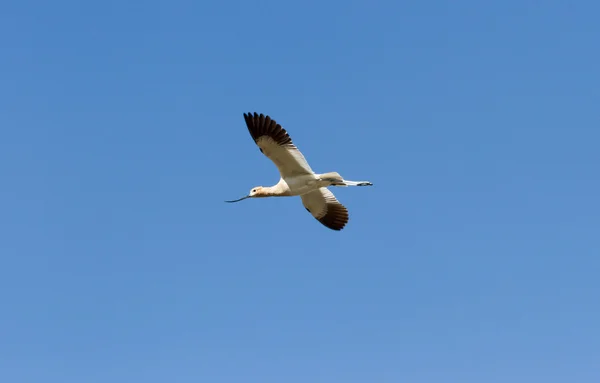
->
[283,175,319,196]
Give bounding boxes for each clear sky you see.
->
[1,1,599,382]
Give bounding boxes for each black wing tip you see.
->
[242,112,293,146]
[243,112,265,130]
[243,112,263,119]
[319,207,349,231]
[316,217,347,231]
[324,222,347,231]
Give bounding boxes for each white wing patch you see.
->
[256,137,313,177]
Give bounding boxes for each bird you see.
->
[226,112,373,231]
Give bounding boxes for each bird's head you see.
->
[249,186,267,197]
[225,186,267,203]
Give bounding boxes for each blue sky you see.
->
[1,0,599,382]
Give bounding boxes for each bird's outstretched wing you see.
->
[301,187,349,231]
[243,112,314,177]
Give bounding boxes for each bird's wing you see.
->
[243,112,314,177]
[301,187,349,231]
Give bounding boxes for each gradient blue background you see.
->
[2,1,599,382]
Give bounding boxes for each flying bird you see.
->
[226,112,373,231]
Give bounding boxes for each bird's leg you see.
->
[334,179,373,187]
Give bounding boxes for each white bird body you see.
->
[277,175,317,196]
[268,174,335,197]
[226,113,373,231]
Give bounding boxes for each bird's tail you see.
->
[319,172,373,187]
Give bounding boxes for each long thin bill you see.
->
[225,195,250,203]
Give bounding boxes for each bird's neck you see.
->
[261,184,291,197]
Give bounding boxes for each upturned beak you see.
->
[225,195,250,203]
